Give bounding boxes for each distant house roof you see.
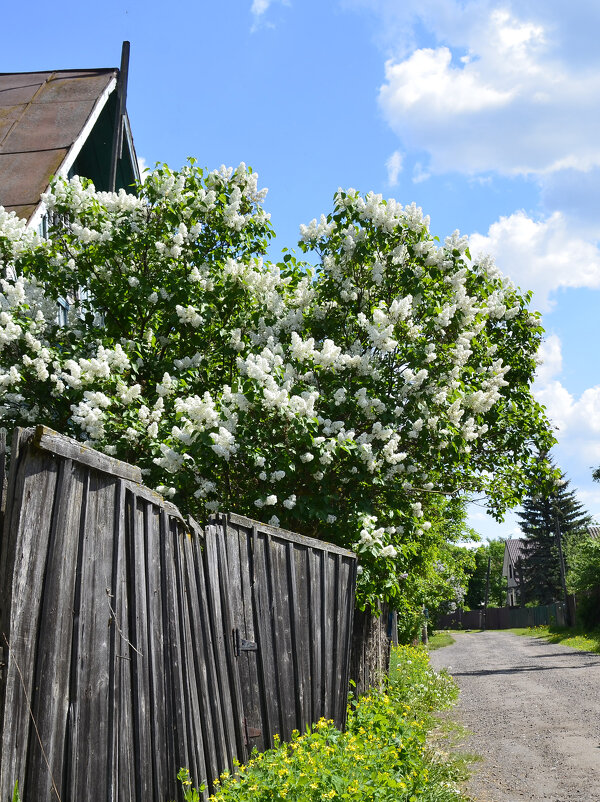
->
[588,525,600,540]
[505,538,527,564]
[0,45,138,225]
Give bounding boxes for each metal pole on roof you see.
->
[109,41,130,192]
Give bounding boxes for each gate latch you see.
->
[233,629,258,657]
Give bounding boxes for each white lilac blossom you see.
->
[0,164,553,610]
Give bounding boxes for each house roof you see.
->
[588,525,600,540]
[1,43,139,227]
[505,538,527,563]
[0,69,121,221]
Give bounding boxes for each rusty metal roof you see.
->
[0,69,118,220]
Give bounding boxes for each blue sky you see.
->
[4,0,600,540]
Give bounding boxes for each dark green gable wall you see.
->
[69,93,137,193]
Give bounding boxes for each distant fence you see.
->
[0,426,356,801]
[436,601,568,631]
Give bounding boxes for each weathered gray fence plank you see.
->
[111,478,136,802]
[251,529,279,747]
[202,527,243,772]
[27,458,84,800]
[190,525,229,788]
[179,526,209,790]
[0,433,357,801]
[34,426,142,484]
[126,494,154,802]
[206,513,357,753]
[144,503,167,797]
[0,430,7,537]
[69,471,117,800]
[0,443,58,799]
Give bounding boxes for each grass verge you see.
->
[426,632,455,651]
[510,625,600,653]
[180,645,471,801]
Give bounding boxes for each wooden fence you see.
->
[436,601,568,631]
[0,426,356,801]
[205,513,356,754]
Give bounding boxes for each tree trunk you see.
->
[349,602,392,697]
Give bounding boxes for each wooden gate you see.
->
[205,513,356,754]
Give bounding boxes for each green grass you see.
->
[510,625,600,653]
[426,632,455,651]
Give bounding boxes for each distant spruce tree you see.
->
[516,465,592,605]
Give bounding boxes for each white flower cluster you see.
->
[0,166,548,604]
[354,514,400,560]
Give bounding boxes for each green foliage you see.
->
[388,646,458,713]
[11,782,20,802]
[177,767,206,801]
[566,535,600,593]
[394,497,479,642]
[463,539,506,609]
[0,164,555,609]
[188,646,466,801]
[517,464,591,605]
[566,535,600,627]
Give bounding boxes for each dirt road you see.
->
[428,631,600,802]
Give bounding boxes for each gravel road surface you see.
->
[428,631,600,802]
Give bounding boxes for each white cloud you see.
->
[377,4,600,177]
[250,0,289,30]
[536,334,562,386]
[385,150,403,185]
[537,383,600,438]
[251,0,271,16]
[533,382,600,484]
[380,46,513,117]
[469,211,600,311]
[576,487,600,519]
[137,156,149,180]
[412,163,430,184]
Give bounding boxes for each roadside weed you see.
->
[177,767,205,801]
[182,645,470,801]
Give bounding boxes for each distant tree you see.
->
[394,496,478,642]
[517,466,591,605]
[566,534,600,628]
[463,539,506,609]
